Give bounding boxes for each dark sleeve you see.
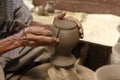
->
[13,0,33,25]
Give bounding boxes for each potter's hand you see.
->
[54,12,84,39]
[14,26,59,47]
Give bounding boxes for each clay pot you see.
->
[95,65,120,80]
[50,19,79,67]
[35,6,45,15]
[45,1,55,13]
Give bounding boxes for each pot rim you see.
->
[53,19,77,30]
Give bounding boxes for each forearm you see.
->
[0,34,21,55]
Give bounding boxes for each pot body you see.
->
[54,25,79,54]
[50,19,79,67]
[45,1,55,13]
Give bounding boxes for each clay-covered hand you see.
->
[14,26,59,47]
[54,12,84,39]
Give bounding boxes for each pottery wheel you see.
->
[51,54,76,67]
[19,64,95,80]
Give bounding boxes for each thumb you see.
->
[54,11,66,21]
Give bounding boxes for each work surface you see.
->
[32,10,120,47]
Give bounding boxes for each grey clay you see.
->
[50,19,79,67]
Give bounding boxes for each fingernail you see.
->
[54,38,60,42]
[79,29,83,33]
[80,35,84,38]
[56,38,60,42]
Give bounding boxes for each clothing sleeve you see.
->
[13,0,33,25]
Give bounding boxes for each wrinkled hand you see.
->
[14,26,59,47]
[54,12,84,39]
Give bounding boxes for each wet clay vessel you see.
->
[50,19,79,67]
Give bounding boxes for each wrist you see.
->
[12,34,24,47]
[0,34,23,54]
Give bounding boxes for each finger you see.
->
[25,27,53,36]
[26,34,60,45]
[24,39,59,46]
[54,11,66,21]
[31,25,51,30]
[79,28,84,38]
[80,34,84,39]
[65,17,84,38]
[37,36,60,45]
